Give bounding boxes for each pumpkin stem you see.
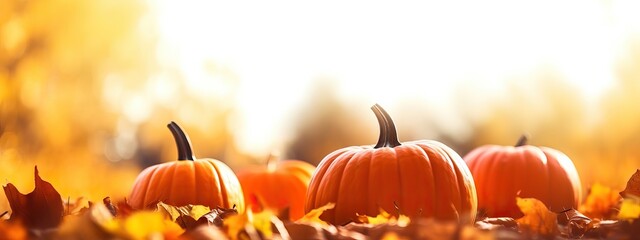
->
[515,135,528,147]
[168,121,195,161]
[372,104,401,148]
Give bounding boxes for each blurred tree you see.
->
[286,80,376,165]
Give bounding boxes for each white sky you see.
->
[152,0,640,155]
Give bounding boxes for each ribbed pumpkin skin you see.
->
[237,160,315,220]
[129,158,245,212]
[305,140,478,225]
[464,145,582,218]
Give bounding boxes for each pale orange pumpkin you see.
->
[305,104,477,225]
[128,122,245,211]
[237,155,316,220]
[463,135,582,218]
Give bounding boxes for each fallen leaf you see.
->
[197,205,238,227]
[156,202,211,229]
[63,197,89,216]
[578,183,621,219]
[617,198,640,220]
[102,210,184,239]
[55,203,114,240]
[3,166,64,229]
[356,208,411,227]
[620,169,640,198]
[296,202,335,226]
[115,199,135,218]
[224,209,275,240]
[515,197,558,236]
[558,208,595,238]
[103,197,117,216]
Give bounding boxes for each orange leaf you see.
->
[620,169,640,199]
[515,197,558,236]
[356,208,411,227]
[578,183,621,219]
[296,202,334,226]
[2,166,63,229]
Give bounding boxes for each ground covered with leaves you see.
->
[1,167,639,240]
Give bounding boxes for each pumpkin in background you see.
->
[463,135,582,218]
[237,154,316,220]
[305,104,477,225]
[128,122,245,212]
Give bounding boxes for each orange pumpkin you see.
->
[463,135,582,218]
[305,104,477,225]
[128,122,245,211]
[237,154,316,220]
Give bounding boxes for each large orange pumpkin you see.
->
[463,136,582,218]
[305,104,477,225]
[128,122,245,211]
[237,154,316,220]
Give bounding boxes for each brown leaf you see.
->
[620,169,640,198]
[3,166,63,229]
[558,209,593,238]
[115,199,135,218]
[103,197,117,216]
[180,225,229,240]
[197,206,238,227]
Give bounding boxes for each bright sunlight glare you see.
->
[153,0,639,155]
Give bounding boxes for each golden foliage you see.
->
[515,197,558,236]
[579,183,621,219]
[296,202,335,226]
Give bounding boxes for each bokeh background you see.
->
[2,0,640,211]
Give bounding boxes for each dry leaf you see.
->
[197,206,238,227]
[558,209,596,238]
[156,202,211,229]
[3,166,64,229]
[223,209,275,240]
[578,183,621,219]
[55,203,114,240]
[356,208,411,227]
[101,210,184,239]
[617,198,640,220]
[620,169,640,198]
[296,202,335,226]
[515,197,558,236]
[103,197,117,216]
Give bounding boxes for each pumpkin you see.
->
[304,104,478,225]
[463,135,582,218]
[237,154,316,220]
[128,122,245,212]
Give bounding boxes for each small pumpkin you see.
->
[237,154,316,220]
[305,104,478,225]
[128,122,245,212]
[463,135,582,218]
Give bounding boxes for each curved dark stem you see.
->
[168,121,195,161]
[515,134,528,147]
[371,104,402,148]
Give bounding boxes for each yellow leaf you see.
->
[224,208,275,240]
[617,197,640,220]
[578,183,621,219]
[515,197,558,236]
[156,202,210,222]
[356,208,411,227]
[296,202,335,226]
[101,210,184,239]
